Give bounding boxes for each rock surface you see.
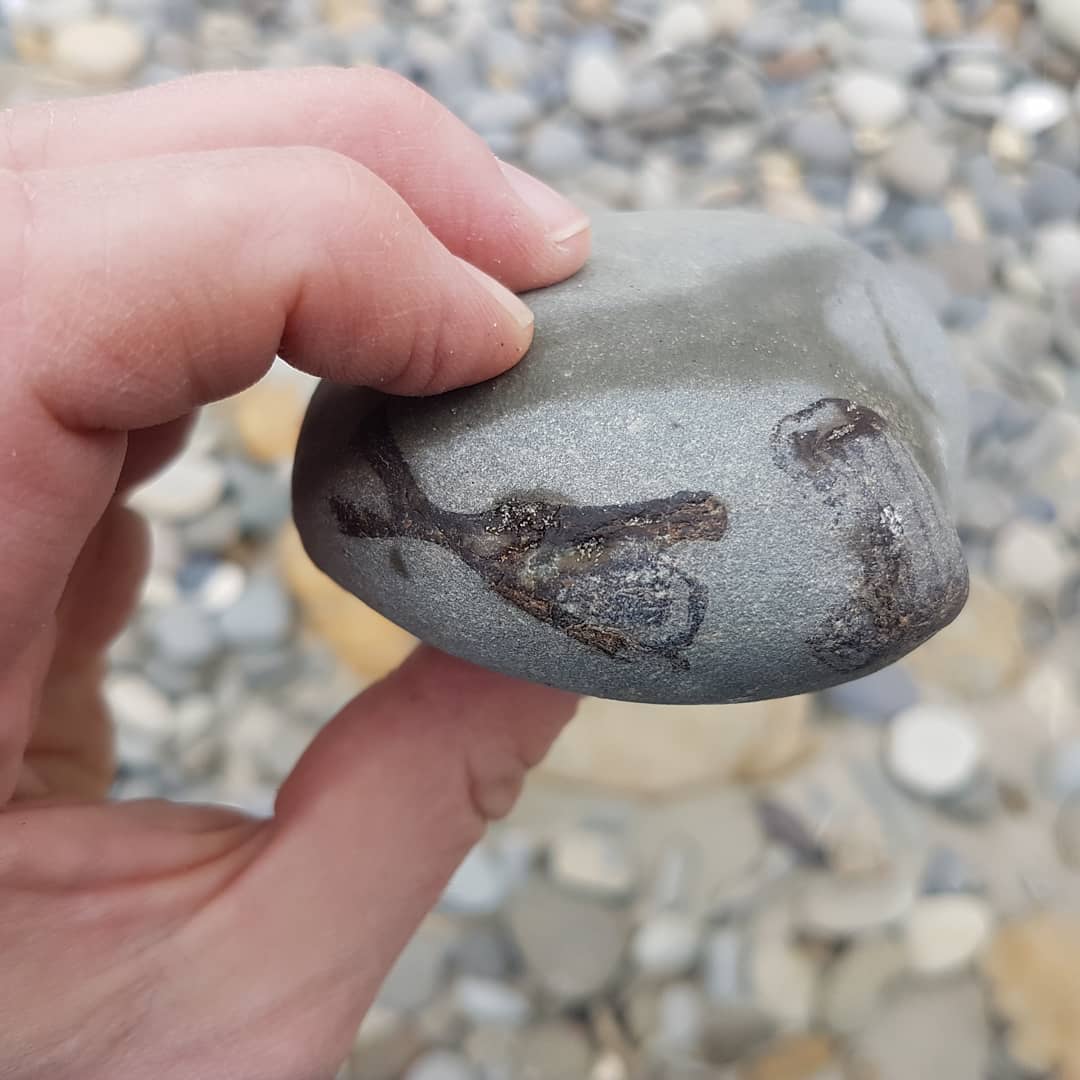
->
[294,211,969,704]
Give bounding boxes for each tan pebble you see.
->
[708,0,755,38]
[758,152,803,194]
[13,26,52,65]
[232,383,308,463]
[977,0,1023,45]
[945,191,986,245]
[763,47,825,82]
[922,0,964,36]
[50,17,146,84]
[280,526,416,679]
[905,576,1026,698]
[320,0,381,31]
[741,1034,836,1080]
[984,914,1080,1077]
[989,122,1032,167]
[540,694,811,795]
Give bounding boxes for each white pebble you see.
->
[631,912,702,978]
[1033,222,1080,291]
[567,46,627,122]
[105,674,174,738]
[945,57,1006,98]
[887,705,983,799]
[991,520,1071,598]
[404,1049,477,1080]
[130,455,226,522]
[832,69,910,130]
[50,16,146,83]
[550,826,636,898]
[651,2,711,53]
[653,981,706,1054]
[452,976,531,1027]
[440,844,511,915]
[843,0,922,38]
[196,561,248,612]
[905,895,992,976]
[1036,0,1080,58]
[1001,81,1070,136]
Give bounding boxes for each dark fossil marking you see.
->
[772,397,968,675]
[329,411,729,668]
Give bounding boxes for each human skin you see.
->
[0,67,588,1079]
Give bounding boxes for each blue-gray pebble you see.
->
[293,211,969,704]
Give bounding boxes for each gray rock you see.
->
[513,1021,593,1080]
[921,846,985,895]
[898,204,955,253]
[878,126,954,202]
[293,212,969,704]
[451,976,532,1027]
[1023,162,1080,225]
[1035,738,1080,801]
[822,662,919,721]
[785,110,855,174]
[440,844,513,916]
[526,121,590,178]
[1054,797,1080,869]
[181,500,242,553]
[702,927,746,1004]
[506,879,628,1003]
[843,0,922,37]
[145,602,221,668]
[377,922,456,1013]
[453,923,520,980]
[1038,0,1080,56]
[218,576,293,650]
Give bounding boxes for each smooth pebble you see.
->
[549,826,637,899]
[451,976,531,1027]
[441,844,513,916]
[631,912,703,978]
[886,705,984,799]
[832,69,910,129]
[904,895,993,976]
[130,456,227,522]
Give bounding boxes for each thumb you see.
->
[179,648,576,1051]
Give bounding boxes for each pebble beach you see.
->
[2,1,1080,1077]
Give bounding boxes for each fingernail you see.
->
[498,160,591,246]
[458,257,535,331]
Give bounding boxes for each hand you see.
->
[0,68,586,1079]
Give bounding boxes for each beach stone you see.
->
[921,846,985,895]
[905,576,1026,697]
[785,110,855,174]
[854,978,989,1080]
[293,211,969,705]
[631,912,703,978]
[832,69,910,129]
[843,0,921,37]
[797,862,918,938]
[451,976,531,1027]
[453,924,520,981]
[1023,162,1080,225]
[821,662,918,721]
[146,603,221,668]
[1054,797,1080,869]
[378,919,456,1013]
[749,937,819,1028]
[507,879,628,1003]
[440,844,513,916]
[50,16,146,83]
[130,454,226,523]
[549,824,636,899]
[650,981,707,1057]
[1002,81,1070,136]
[905,894,993,976]
[702,927,745,1003]
[218,576,293,650]
[1037,0,1080,56]
[1037,738,1080,802]
[984,914,1080,1078]
[514,1021,593,1080]
[742,1034,837,1080]
[567,42,627,121]
[878,125,953,200]
[886,704,983,799]
[821,937,906,1033]
[403,1050,478,1080]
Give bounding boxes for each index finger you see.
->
[0,67,590,291]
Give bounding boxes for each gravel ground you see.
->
[3,1,1080,1078]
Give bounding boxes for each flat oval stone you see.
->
[293,211,969,704]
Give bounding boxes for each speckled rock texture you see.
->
[293,211,969,704]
